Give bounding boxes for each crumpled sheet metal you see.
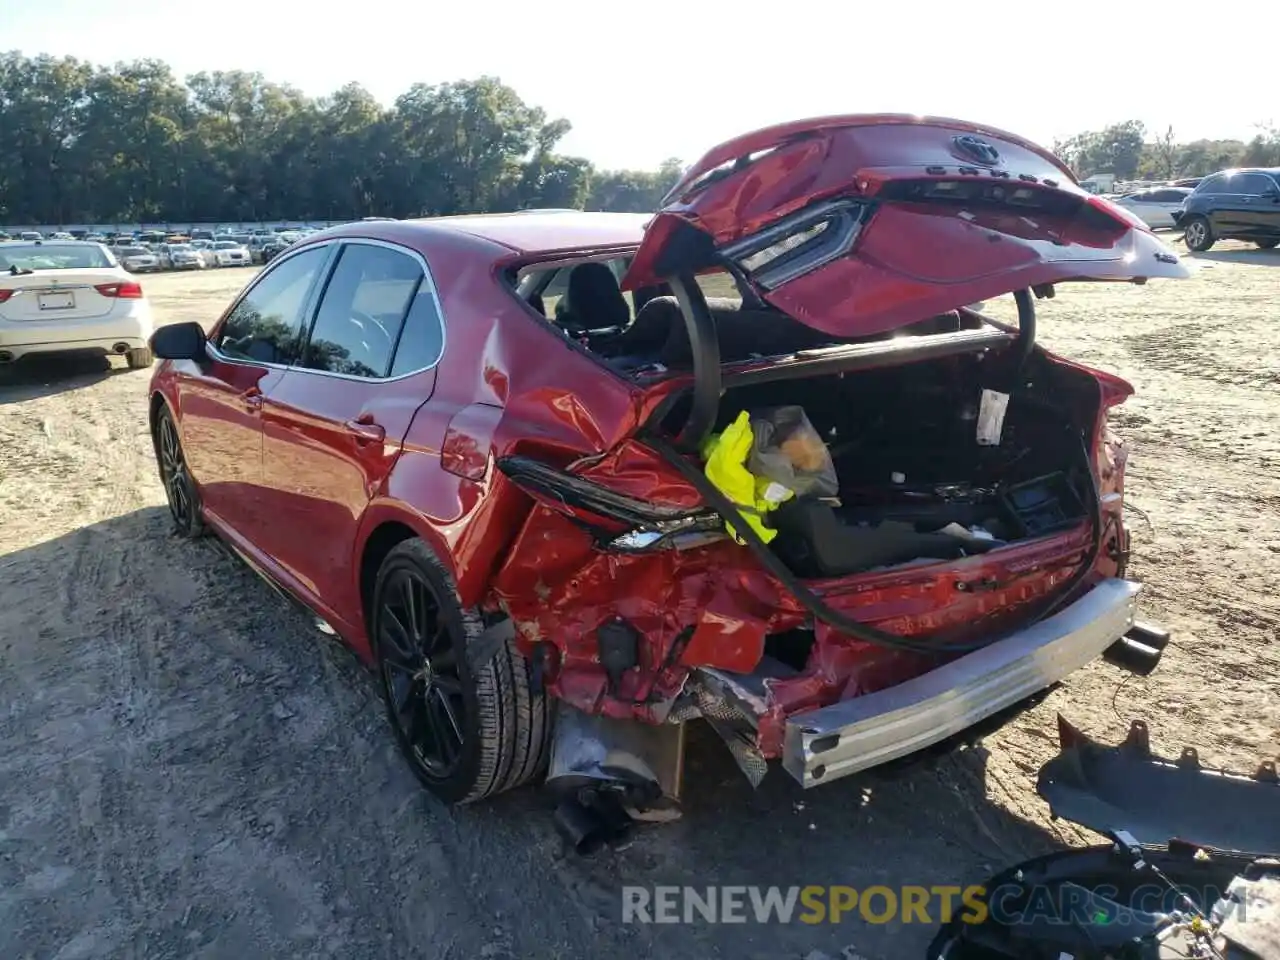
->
[1037,715,1280,857]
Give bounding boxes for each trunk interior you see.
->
[678,346,1104,579]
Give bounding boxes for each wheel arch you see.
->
[147,389,174,461]
[148,390,168,432]
[353,502,459,663]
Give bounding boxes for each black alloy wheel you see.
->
[376,563,468,779]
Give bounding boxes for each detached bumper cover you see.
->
[1038,715,1280,856]
[782,577,1142,788]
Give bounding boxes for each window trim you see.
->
[206,237,448,382]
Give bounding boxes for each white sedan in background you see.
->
[1112,187,1193,230]
[0,241,154,368]
[189,239,219,268]
[211,240,252,267]
[158,243,206,270]
[116,245,161,273]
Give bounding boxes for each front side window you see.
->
[300,243,424,378]
[216,247,328,365]
[1195,176,1226,196]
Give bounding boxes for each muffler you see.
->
[546,703,686,852]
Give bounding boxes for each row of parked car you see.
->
[0,227,318,273]
[1107,167,1280,251]
[109,229,314,273]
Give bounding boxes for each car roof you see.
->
[331,210,652,256]
[1209,167,1280,177]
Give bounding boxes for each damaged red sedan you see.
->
[147,115,1188,822]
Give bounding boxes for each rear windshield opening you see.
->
[508,253,994,381]
[0,244,114,271]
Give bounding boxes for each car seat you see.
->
[554,262,630,334]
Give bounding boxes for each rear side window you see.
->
[389,288,445,376]
[1235,173,1276,195]
[216,247,328,365]
[301,243,426,379]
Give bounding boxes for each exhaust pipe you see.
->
[111,342,130,354]
[552,789,634,855]
[1103,620,1171,677]
[0,350,14,364]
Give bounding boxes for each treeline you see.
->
[1052,120,1280,181]
[0,52,683,225]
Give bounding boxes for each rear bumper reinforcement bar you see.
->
[782,577,1142,788]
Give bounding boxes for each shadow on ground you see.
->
[0,508,1064,960]
[0,352,130,405]
[1188,247,1280,267]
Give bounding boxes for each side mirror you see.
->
[150,320,207,361]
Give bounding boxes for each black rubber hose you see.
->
[669,273,721,452]
[643,413,1104,656]
[645,432,997,654]
[1013,287,1037,371]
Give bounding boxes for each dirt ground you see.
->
[1,248,1277,960]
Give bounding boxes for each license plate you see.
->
[38,291,76,311]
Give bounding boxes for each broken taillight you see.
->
[719,198,870,291]
[497,455,724,552]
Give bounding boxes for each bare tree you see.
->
[1153,125,1177,180]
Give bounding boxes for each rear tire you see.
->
[126,347,153,369]
[1182,215,1215,251]
[372,539,551,805]
[1256,239,1279,250]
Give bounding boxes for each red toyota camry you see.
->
[148,115,1187,816]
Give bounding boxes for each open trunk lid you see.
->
[623,115,1190,337]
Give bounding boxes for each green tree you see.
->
[1,53,677,224]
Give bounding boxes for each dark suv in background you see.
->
[1174,168,1280,251]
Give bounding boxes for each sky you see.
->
[5,0,1278,171]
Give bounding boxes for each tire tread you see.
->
[378,540,550,805]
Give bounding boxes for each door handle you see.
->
[344,415,386,443]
